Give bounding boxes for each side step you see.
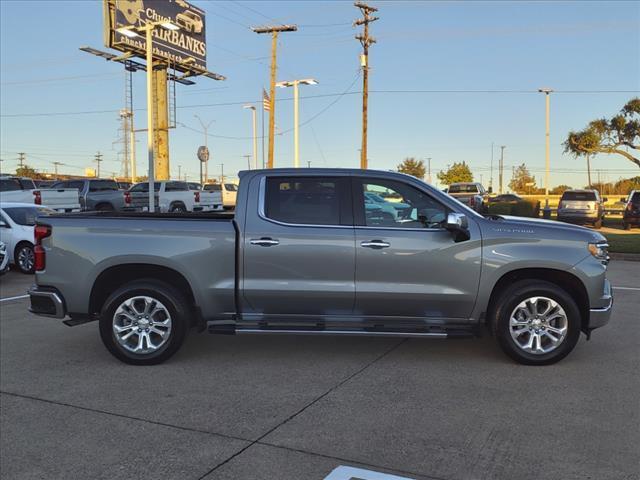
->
[207,322,476,339]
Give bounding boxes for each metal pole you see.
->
[261,97,266,169]
[293,80,299,167]
[587,153,592,188]
[427,157,431,183]
[545,92,550,202]
[360,31,369,170]
[146,25,155,213]
[490,142,494,191]
[252,107,258,170]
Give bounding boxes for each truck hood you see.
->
[490,215,607,243]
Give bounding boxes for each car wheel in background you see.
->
[623,222,631,230]
[14,242,35,274]
[169,203,187,213]
[491,280,581,365]
[594,219,602,229]
[99,279,189,365]
[96,203,114,212]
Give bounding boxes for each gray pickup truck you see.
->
[29,169,612,366]
[50,179,126,212]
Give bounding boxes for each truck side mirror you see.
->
[0,220,7,228]
[444,213,470,242]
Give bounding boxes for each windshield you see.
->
[631,192,640,204]
[448,184,479,193]
[204,184,221,191]
[561,191,597,201]
[224,184,238,191]
[130,182,161,192]
[2,206,53,225]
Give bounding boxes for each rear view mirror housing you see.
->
[444,213,470,242]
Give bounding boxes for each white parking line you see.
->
[613,286,640,291]
[0,294,29,302]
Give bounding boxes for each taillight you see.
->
[34,224,51,272]
[194,191,200,203]
[33,190,42,205]
[124,191,131,205]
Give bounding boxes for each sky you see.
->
[1,0,639,188]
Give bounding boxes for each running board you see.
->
[235,329,448,338]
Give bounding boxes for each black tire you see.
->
[623,222,631,230]
[169,203,187,213]
[99,279,190,365]
[594,218,602,229]
[491,280,581,365]
[96,203,114,212]
[14,242,35,274]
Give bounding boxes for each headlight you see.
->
[588,242,609,265]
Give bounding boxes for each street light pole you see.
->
[195,115,214,184]
[276,78,318,167]
[243,105,258,169]
[539,87,553,218]
[145,25,155,212]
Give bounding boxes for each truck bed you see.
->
[43,211,235,220]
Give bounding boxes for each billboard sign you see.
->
[104,0,207,72]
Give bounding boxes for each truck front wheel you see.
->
[99,280,189,365]
[491,280,581,365]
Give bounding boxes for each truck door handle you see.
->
[250,238,280,247]
[361,240,391,249]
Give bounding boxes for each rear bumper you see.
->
[28,285,66,319]
[557,212,600,223]
[588,279,613,330]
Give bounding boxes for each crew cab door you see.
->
[353,176,482,320]
[241,174,355,317]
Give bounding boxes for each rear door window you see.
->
[165,182,188,192]
[630,192,640,204]
[264,177,351,226]
[561,191,597,201]
[89,180,118,192]
[0,179,22,192]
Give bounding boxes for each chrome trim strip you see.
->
[236,329,447,338]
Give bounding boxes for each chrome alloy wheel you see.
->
[17,246,34,272]
[509,296,568,355]
[112,296,172,354]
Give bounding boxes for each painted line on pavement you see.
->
[0,294,29,302]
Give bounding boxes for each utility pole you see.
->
[499,146,505,194]
[490,142,494,192]
[354,2,379,170]
[53,161,62,177]
[219,163,225,184]
[307,160,311,168]
[586,153,592,188]
[178,165,182,180]
[252,25,298,169]
[18,152,26,168]
[94,151,103,178]
[539,88,553,218]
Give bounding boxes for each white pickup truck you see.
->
[124,180,222,212]
[0,176,80,212]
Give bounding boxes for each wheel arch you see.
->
[89,263,197,321]
[485,268,589,332]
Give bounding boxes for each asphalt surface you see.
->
[1,263,639,480]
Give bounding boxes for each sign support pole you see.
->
[146,25,155,213]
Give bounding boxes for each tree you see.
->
[437,161,473,185]
[397,157,426,179]
[550,184,572,195]
[15,166,40,179]
[508,164,537,194]
[564,98,640,168]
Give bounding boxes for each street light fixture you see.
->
[116,19,181,212]
[243,105,258,170]
[276,78,318,168]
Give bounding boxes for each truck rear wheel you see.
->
[99,279,189,365]
[491,280,581,365]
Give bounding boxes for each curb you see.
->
[610,252,640,262]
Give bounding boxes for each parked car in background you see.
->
[447,182,489,213]
[557,189,605,229]
[0,240,9,275]
[124,180,218,212]
[30,168,611,366]
[622,190,640,230]
[0,203,54,274]
[364,191,411,220]
[0,176,80,212]
[489,193,522,203]
[203,182,238,210]
[50,179,125,212]
[487,193,540,218]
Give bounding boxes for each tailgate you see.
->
[198,191,222,207]
[128,192,159,210]
[39,189,81,211]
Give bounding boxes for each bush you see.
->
[487,200,540,217]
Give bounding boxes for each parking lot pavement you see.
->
[1,262,639,480]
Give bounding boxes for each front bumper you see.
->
[28,285,66,319]
[588,279,613,330]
